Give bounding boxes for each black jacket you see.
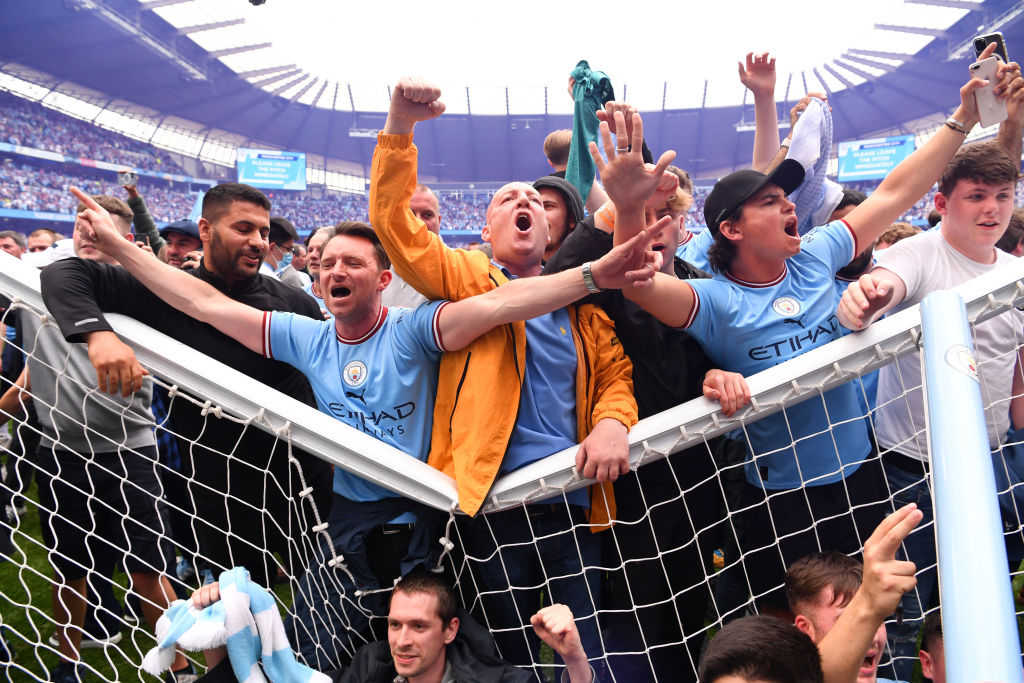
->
[544,218,714,418]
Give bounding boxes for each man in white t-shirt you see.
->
[837,140,1024,679]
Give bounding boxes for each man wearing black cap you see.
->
[533,175,584,262]
[598,74,991,611]
[160,219,202,270]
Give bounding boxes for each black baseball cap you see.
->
[704,159,805,235]
[532,176,585,226]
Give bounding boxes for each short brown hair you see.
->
[543,129,572,167]
[202,183,271,224]
[325,221,390,271]
[390,573,457,626]
[938,141,1019,197]
[785,551,862,616]
[77,195,133,234]
[877,222,921,247]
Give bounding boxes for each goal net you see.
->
[1,250,1022,682]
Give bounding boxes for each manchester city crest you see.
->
[772,296,801,317]
[343,360,368,387]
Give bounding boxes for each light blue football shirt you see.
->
[676,228,713,272]
[263,303,447,503]
[685,220,871,489]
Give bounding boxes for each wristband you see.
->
[945,117,967,134]
[596,206,616,230]
[581,262,602,293]
[780,137,792,148]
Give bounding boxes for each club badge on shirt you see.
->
[343,360,368,387]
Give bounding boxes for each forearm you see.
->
[763,144,789,174]
[611,201,645,247]
[857,110,974,244]
[818,594,882,683]
[622,273,696,328]
[127,195,166,254]
[585,181,608,214]
[751,91,781,171]
[0,367,29,427]
[563,657,594,683]
[104,238,228,325]
[996,114,1024,165]
[486,266,591,322]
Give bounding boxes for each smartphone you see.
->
[118,171,138,187]
[973,32,1008,64]
[970,56,1008,128]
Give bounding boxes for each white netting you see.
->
[1,254,1023,682]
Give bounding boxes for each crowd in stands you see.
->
[1,48,1024,683]
[0,160,195,222]
[0,91,185,175]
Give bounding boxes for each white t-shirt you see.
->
[874,229,1023,460]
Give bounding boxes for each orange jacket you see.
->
[369,133,637,519]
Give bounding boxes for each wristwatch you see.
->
[581,262,602,293]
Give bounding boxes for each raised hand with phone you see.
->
[969,40,1023,128]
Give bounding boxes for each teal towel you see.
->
[566,60,615,207]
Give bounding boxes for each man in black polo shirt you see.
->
[40,183,333,590]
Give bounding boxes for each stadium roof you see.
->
[0,0,1021,182]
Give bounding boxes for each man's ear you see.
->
[919,649,934,679]
[443,616,459,645]
[793,614,816,642]
[719,218,743,243]
[481,225,492,243]
[934,192,948,216]
[378,268,393,292]
[198,218,214,247]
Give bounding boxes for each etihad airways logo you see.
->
[747,314,841,361]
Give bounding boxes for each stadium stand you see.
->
[0,91,185,176]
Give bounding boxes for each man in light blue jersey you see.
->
[599,60,1014,613]
[68,187,661,668]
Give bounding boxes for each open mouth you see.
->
[784,216,799,237]
[651,244,666,252]
[515,213,532,231]
[860,652,877,671]
[331,286,351,299]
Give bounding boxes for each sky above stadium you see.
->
[145,0,972,112]
[244,0,960,93]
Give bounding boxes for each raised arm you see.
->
[819,504,922,683]
[845,47,1019,247]
[438,221,663,351]
[70,187,264,354]
[996,65,1024,162]
[122,177,166,255]
[738,52,781,171]
[587,110,676,246]
[531,604,593,683]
